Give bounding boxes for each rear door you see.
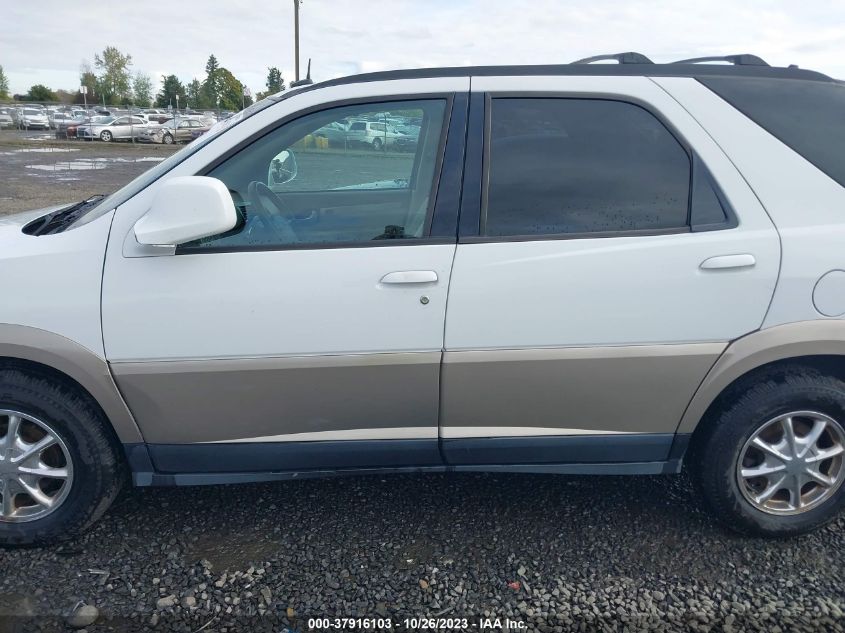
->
[441,75,780,467]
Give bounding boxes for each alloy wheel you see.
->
[737,411,845,515]
[0,410,74,523]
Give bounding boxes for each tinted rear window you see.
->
[700,77,845,188]
[484,98,691,237]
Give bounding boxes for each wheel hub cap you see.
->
[737,411,845,515]
[0,410,74,523]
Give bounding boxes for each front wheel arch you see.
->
[0,357,125,457]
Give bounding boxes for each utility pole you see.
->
[294,0,301,82]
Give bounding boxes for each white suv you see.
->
[3,53,845,544]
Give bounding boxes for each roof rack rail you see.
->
[572,52,653,65]
[672,54,769,67]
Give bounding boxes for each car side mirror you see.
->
[268,149,298,187]
[134,176,238,246]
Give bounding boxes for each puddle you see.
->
[27,161,107,172]
[14,148,79,153]
[25,156,165,173]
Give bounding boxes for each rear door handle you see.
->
[380,270,439,284]
[700,254,756,270]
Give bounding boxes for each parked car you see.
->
[0,110,14,129]
[143,109,172,125]
[18,108,50,130]
[145,118,207,144]
[313,121,349,147]
[6,54,845,545]
[63,115,109,139]
[48,112,76,130]
[77,115,148,142]
[346,119,405,150]
[54,114,85,139]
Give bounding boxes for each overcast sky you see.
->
[2,0,845,97]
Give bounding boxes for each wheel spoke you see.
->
[782,417,798,457]
[790,474,805,510]
[754,474,787,504]
[16,477,55,508]
[13,434,57,465]
[741,462,787,479]
[18,465,68,479]
[1,479,18,518]
[1,415,21,448]
[806,445,845,463]
[800,419,828,457]
[804,468,835,487]
[752,437,790,462]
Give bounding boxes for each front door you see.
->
[440,75,780,466]
[102,91,466,474]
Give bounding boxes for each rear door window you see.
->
[483,98,691,237]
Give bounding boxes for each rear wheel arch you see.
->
[686,354,845,456]
[679,321,845,439]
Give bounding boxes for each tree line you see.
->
[1,47,287,111]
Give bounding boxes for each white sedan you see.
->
[77,115,148,142]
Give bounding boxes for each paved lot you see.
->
[1,128,845,633]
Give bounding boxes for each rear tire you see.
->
[690,368,845,536]
[0,368,124,546]
[372,137,383,151]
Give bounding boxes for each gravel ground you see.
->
[1,127,845,633]
[1,474,844,632]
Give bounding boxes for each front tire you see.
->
[162,133,174,145]
[372,137,383,151]
[0,368,124,546]
[100,130,112,142]
[691,368,845,536]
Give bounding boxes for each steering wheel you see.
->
[246,181,298,242]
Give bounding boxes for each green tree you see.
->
[26,84,56,102]
[186,79,208,109]
[132,73,153,107]
[94,46,133,104]
[0,66,9,100]
[202,54,221,106]
[266,67,284,94]
[155,74,185,109]
[215,68,253,110]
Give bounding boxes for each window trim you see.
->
[471,92,702,243]
[176,93,457,255]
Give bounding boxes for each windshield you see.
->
[72,95,285,228]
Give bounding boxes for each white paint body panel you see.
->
[654,77,845,329]
[0,208,112,357]
[445,76,781,350]
[102,77,468,361]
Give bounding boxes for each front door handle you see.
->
[700,254,756,270]
[380,270,439,284]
